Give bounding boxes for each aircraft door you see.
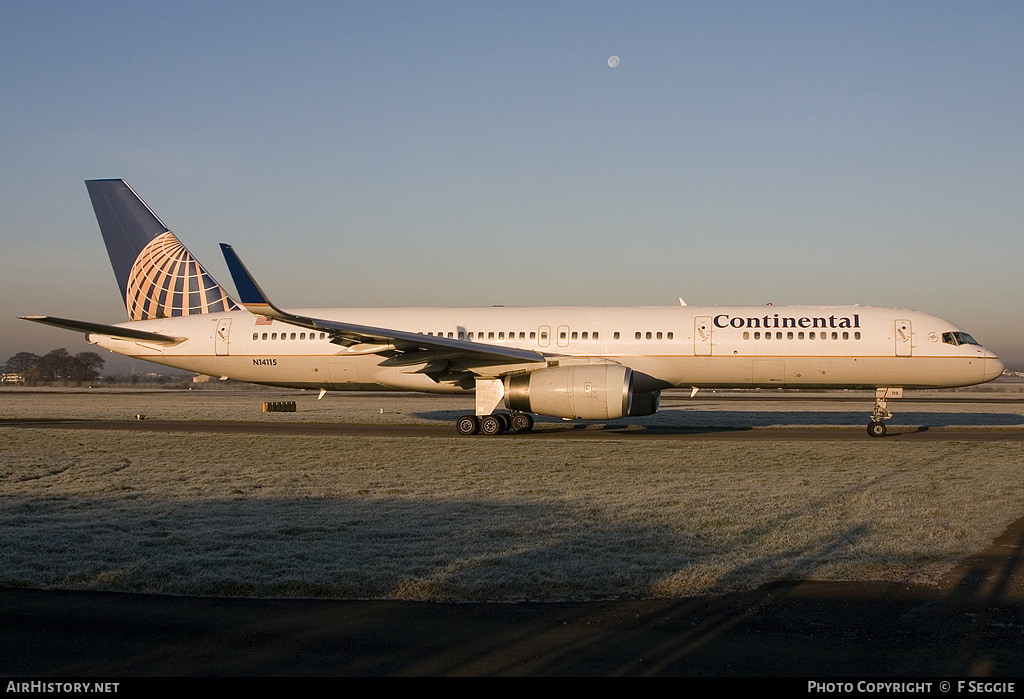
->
[695,316,712,356]
[215,318,231,356]
[556,325,570,347]
[538,325,551,348]
[895,319,912,357]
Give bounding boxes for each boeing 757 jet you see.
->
[23,180,1004,436]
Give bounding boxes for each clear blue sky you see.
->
[3,1,1023,366]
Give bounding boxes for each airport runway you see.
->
[4,416,1024,441]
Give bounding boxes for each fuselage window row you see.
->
[253,332,328,341]
[417,330,687,343]
[742,331,862,340]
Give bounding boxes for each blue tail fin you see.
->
[86,180,239,321]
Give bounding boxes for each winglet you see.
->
[219,243,289,320]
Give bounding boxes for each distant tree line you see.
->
[3,348,105,384]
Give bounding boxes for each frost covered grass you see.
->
[2,402,1023,600]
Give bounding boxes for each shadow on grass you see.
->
[413,408,1024,430]
[3,481,1023,675]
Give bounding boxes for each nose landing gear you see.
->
[868,387,901,437]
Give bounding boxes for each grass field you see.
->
[1,389,1022,601]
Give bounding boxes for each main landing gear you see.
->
[455,412,534,436]
[867,387,902,438]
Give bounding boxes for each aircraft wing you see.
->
[21,316,187,344]
[219,244,547,365]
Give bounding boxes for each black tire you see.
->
[456,415,479,436]
[867,421,886,438]
[511,413,534,433]
[479,415,505,436]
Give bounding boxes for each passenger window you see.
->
[271,333,277,340]
[754,332,760,340]
[252,333,258,340]
[614,332,620,340]
[667,332,673,340]
[571,332,577,340]
[843,332,849,340]
[787,332,794,340]
[854,332,861,340]
[581,332,588,340]
[498,332,504,339]
[831,332,838,340]
[459,332,466,340]
[646,332,652,340]
[262,333,268,340]
[743,332,750,340]
[636,332,642,340]
[656,332,662,340]
[488,332,494,340]
[530,332,536,339]
[593,332,599,340]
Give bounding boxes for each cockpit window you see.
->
[942,331,980,346]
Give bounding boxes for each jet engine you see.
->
[504,365,634,420]
[628,389,661,417]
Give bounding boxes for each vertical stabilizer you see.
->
[85,180,239,321]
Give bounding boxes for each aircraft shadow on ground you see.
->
[3,478,1022,675]
[412,409,1024,430]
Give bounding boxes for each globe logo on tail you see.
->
[125,232,239,321]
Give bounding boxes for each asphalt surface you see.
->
[4,417,1024,441]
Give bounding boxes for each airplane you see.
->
[23,179,1005,437]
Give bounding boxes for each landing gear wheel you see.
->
[511,413,534,433]
[479,415,505,436]
[867,421,887,438]
[456,415,480,436]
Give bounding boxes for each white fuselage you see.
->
[87,304,1004,392]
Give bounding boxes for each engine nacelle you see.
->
[504,365,633,420]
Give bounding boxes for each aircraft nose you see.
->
[984,354,1005,382]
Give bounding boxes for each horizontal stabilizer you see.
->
[20,316,187,344]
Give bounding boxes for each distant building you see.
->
[1,373,25,384]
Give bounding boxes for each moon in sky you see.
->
[607,55,620,68]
